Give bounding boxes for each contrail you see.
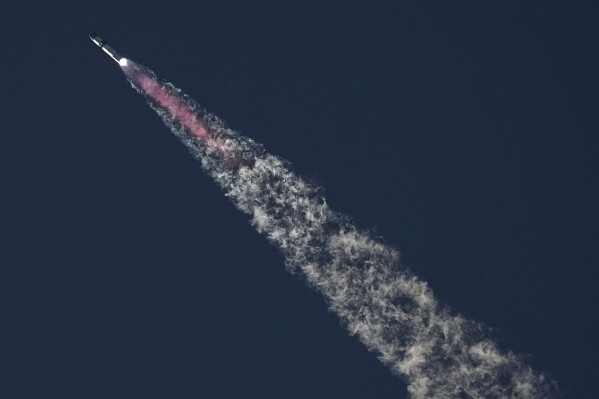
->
[92,36,556,398]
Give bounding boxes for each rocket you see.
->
[89,34,127,66]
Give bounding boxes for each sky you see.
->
[1,1,598,398]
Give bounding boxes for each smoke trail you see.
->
[120,60,556,398]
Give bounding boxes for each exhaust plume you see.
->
[119,60,556,399]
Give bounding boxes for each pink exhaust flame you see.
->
[124,63,242,168]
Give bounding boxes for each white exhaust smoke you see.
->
[123,61,556,399]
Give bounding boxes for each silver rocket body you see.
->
[89,34,124,64]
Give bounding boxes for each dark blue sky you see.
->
[2,1,597,398]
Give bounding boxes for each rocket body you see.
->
[89,34,126,65]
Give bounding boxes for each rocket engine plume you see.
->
[125,62,245,168]
[96,40,557,398]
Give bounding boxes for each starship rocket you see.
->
[89,34,128,66]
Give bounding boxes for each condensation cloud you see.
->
[121,61,556,399]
